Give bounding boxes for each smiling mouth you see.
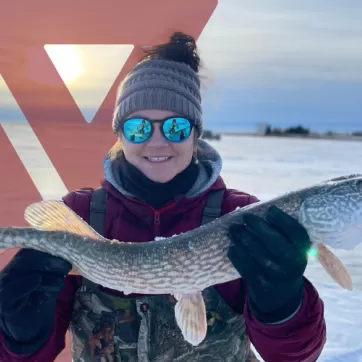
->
[144,156,172,162]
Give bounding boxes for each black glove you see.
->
[227,205,312,323]
[0,249,72,355]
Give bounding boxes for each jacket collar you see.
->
[102,139,223,200]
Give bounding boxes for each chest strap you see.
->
[200,189,225,225]
[89,187,107,236]
[89,187,225,236]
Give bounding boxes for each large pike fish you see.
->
[0,174,361,346]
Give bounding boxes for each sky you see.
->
[1,0,361,133]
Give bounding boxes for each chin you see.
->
[146,173,175,183]
[150,176,174,183]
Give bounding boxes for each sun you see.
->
[45,45,84,84]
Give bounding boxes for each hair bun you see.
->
[169,32,197,48]
[142,32,200,72]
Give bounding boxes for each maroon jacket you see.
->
[0,176,326,362]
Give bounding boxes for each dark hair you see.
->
[141,32,201,73]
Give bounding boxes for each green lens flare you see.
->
[307,247,318,258]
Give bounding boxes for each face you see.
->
[120,109,196,183]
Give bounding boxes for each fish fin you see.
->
[24,200,104,241]
[174,291,207,346]
[317,243,353,290]
[69,265,81,275]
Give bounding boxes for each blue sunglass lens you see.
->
[123,117,192,143]
[163,118,192,142]
[123,118,152,143]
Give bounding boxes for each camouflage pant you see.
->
[69,279,259,362]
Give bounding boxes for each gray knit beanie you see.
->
[112,57,203,137]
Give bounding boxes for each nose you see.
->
[147,124,168,147]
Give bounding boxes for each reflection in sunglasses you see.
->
[122,117,193,144]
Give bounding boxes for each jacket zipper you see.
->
[152,202,175,236]
[126,197,175,237]
[153,211,161,236]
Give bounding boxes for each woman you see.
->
[0,32,326,362]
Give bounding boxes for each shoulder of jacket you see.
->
[61,187,96,222]
[221,188,259,215]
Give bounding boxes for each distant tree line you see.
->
[263,125,362,138]
[264,124,310,136]
[324,130,362,136]
[352,131,362,137]
[202,129,221,140]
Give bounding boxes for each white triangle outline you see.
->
[44,44,134,123]
[0,75,69,200]
[0,74,27,122]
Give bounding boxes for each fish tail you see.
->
[24,200,104,240]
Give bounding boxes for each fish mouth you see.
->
[357,179,362,192]
[337,174,362,180]
[325,174,362,183]
[323,174,362,193]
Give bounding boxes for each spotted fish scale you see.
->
[0,173,361,346]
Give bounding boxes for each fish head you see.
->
[298,174,362,250]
